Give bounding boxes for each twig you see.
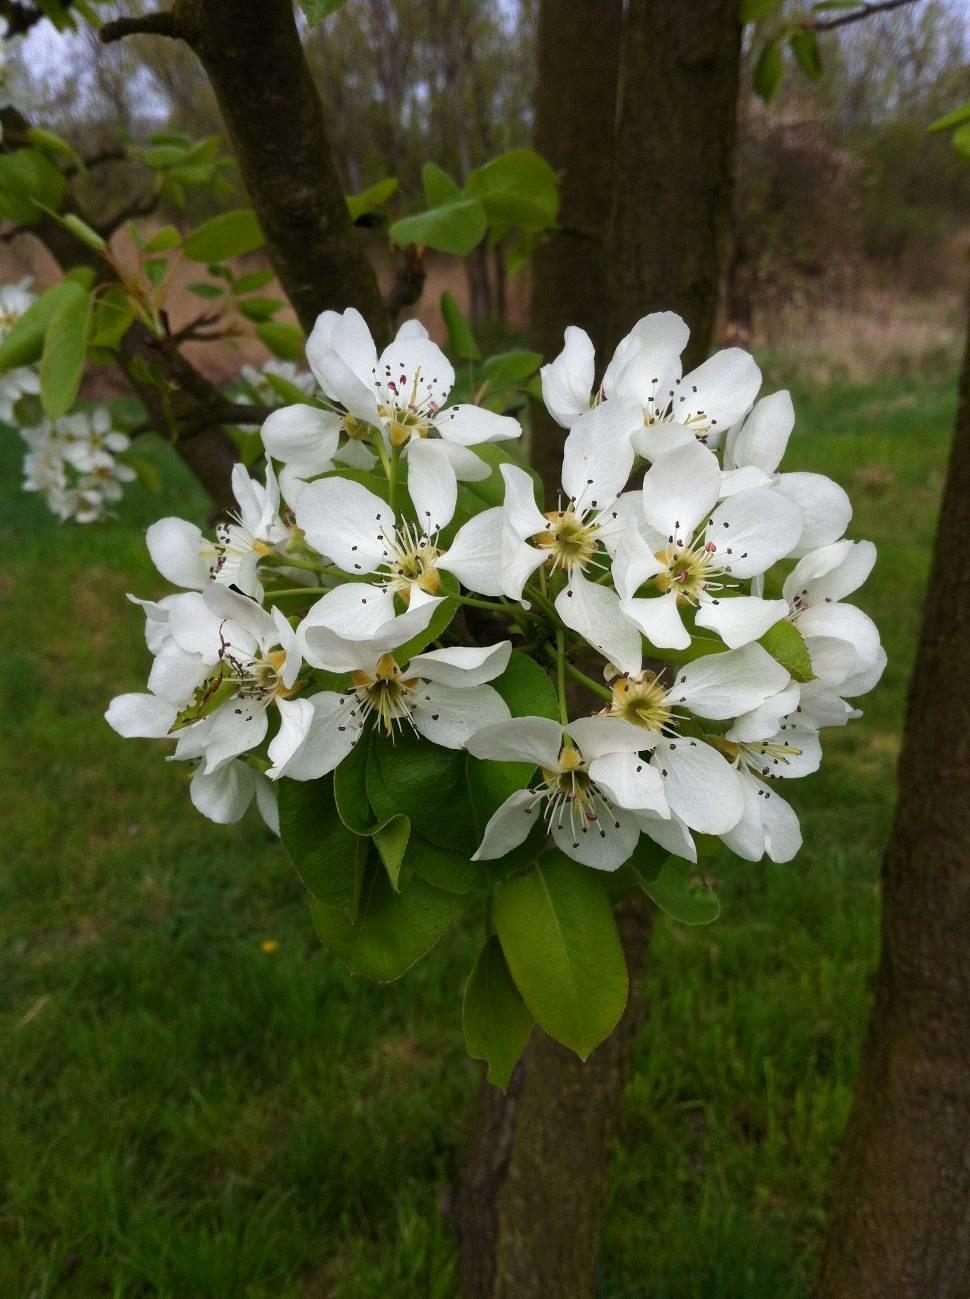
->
[0,0,64,37]
[806,0,921,32]
[99,11,182,44]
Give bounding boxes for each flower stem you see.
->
[555,628,568,725]
[563,660,612,703]
[388,443,402,512]
[263,587,332,599]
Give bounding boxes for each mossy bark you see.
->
[172,0,389,341]
[528,0,623,494]
[608,0,742,365]
[814,300,970,1299]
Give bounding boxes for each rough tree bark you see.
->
[103,0,389,341]
[456,6,744,1297]
[527,0,623,493]
[814,300,970,1299]
[608,0,743,366]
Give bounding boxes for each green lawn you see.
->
[0,366,955,1298]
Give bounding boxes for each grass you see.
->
[0,363,956,1298]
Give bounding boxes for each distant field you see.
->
[0,365,954,1298]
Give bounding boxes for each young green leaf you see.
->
[494,853,628,1059]
[299,0,349,23]
[389,197,487,256]
[759,618,814,683]
[754,37,785,102]
[233,268,276,294]
[143,225,183,253]
[740,0,784,20]
[422,161,462,207]
[278,774,366,920]
[256,320,305,362]
[183,208,265,262]
[441,290,481,361]
[346,176,398,222]
[481,350,542,386]
[928,103,970,134]
[238,296,285,322]
[789,30,823,81]
[634,857,720,925]
[0,280,88,370]
[310,857,456,982]
[463,935,534,1090]
[40,288,92,419]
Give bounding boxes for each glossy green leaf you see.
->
[333,730,374,833]
[389,196,487,256]
[495,853,628,1059]
[369,730,476,855]
[404,833,484,893]
[278,774,365,919]
[40,288,92,419]
[143,225,183,252]
[465,149,558,229]
[183,208,265,262]
[0,280,87,371]
[27,126,82,168]
[759,618,814,683]
[310,857,455,981]
[0,149,67,223]
[463,935,534,1090]
[789,30,822,81]
[256,320,305,362]
[374,815,411,890]
[238,296,285,322]
[635,857,720,925]
[441,290,481,361]
[422,162,462,207]
[481,350,542,386]
[754,37,785,102]
[187,282,225,301]
[346,176,398,222]
[233,268,276,294]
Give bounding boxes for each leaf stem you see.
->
[555,628,568,725]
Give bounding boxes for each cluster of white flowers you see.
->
[20,408,137,523]
[0,279,40,424]
[107,307,883,873]
[236,358,316,407]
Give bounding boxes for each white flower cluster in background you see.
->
[20,408,137,523]
[107,307,884,872]
[236,358,316,406]
[0,279,40,423]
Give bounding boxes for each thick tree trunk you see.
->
[170,0,389,340]
[608,0,742,365]
[814,303,970,1298]
[456,894,653,1299]
[528,0,623,491]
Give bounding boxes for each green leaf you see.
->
[0,149,67,224]
[463,935,534,1089]
[263,372,318,406]
[310,856,455,981]
[440,290,481,361]
[635,857,720,925]
[89,289,133,352]
[0,280,87,370]
[61,213,107,252]
[422,161,462,207]
[299,0,348,23]
[118,451,161,494]
[187,282,225,301]
[389,197,487,256]
[143,258,168,287]
[952,123,970,160]
[278,775,365,919]
[465,149,558,231]
[346,176,398,222]
[404,834,484,893]
[754,37,785,102]
[183,208,265,262]
[141,144,189,170]
[233,268,276,294]
[374,815,411,890]
[391,587,459,663]
[928,103,970,134]
[495,853,628,1059]
[40,288,92,419]
[238,296,285,322]
[759,619,814,683]
[143,225,182,253]
[256,320,305,362]
[457,442,542,512]
[27,126,82,169]
[789,30,822,81]
[481,350,542,386]
[369,730,476,855]
[333,730,373,833]
[740,0,783,19]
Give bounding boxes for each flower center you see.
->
[351,653,418,735]
[608,673,672,732]
[654,537,720,602]
[535,509,600,574]
[384,521,442,602]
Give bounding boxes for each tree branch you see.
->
[96,190,159,237]
[99,11,182,44]
[806,0,921,32]
[384,247,426,324]
[0,0,68,37]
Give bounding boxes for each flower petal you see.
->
[637,808,697,863]
[406,437,458,531]
[541,326,595,428]
[620,589,690,651]
[695,594,790,649]
[608,312,689,407]
[294,476,393,573]
[465,716,564,769]
[190,760,257,824]
[201,698,269,773]
[775,472,852,555]
[267,692,361,780]
[414,682,510,748]
[652,738,744,834]
[673,644,790,720]
[501,463,547,539]
[782,539,876,608]
[306,308,381,426]
[640,440,721,542]
[408,640,511,687]
[472,789,538,860]
[551,802,641,872]
[724,389,794,474]
[677,347,762,435]
[707,487,803,579]
[436,404,521,446]
[567,714,659,759]
[561,399,640,510]
[556,569,643,676]
[105,692,178,738]
[588,752,669,815]
[147,640,208,705]
[146,517,211,590]
[261,404,341,472]
[727,682,801,743]
[376,336,455,411]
